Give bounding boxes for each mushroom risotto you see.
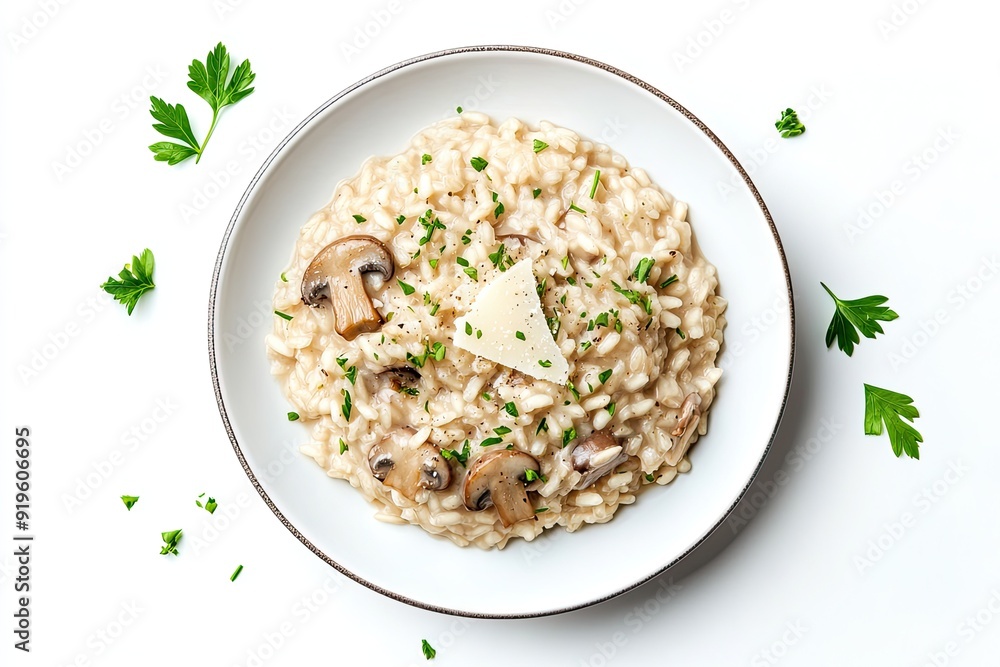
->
[267,113,726,549]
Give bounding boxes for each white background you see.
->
[2,0,998,665]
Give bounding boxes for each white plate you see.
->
[210,46,794,618]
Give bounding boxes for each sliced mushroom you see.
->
[462,449,540,527]
[365,367,420,400]
[367,428,451,499]
[666,393,702,465]
[571,431,628,489]
[301,235,394,340]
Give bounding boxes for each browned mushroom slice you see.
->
[666,393,702,466]
[367,428,451,500]
[571,431,628,490]
[462,449,540,527]
[301,235,394,340]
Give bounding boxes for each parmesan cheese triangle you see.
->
[454,259,569,385]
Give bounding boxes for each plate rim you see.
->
[208,44,796,619]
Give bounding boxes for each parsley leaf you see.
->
[196,493,218,514]
[421,639,436,660]
[774,108,805,138]
[150,43,255,165]
[524,468,546,483]
[632,257,655,284]
[121,495,139,511]
[101,248,156,315]
[821,283,898,357]
[160,529,182,556]
[440,440,472,467]
[864,384,923,459]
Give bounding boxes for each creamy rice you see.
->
[268,113,726,548]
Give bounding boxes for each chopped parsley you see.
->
[607,402,616,416]
[440,440,472,467]
[515,331,526,341]
[566,277,577,286]
[494,201,505,217]
[470,156,488,171]
[159,529,182,556]
[524,469,547,483]
[341,389,352,421]
[534,507,549,514]
[421,153,432,165]
[396,214,406,225]
[274,310,293,321]
[456,257,469,267]
[561,256,570,270]
[344,365,358,385]
[594,312,609,328]
[230,564,244,582]
[632,257,655,283]
[464,266,479,281]
[598,369,613,384]
[567,381,580,401]
[287,411,299,421]
[280,272,288,282]
[536,418,548,434]
[121,495,139,511]
[589,169,601,198]
[580,340,592,351]
[461,229,473,245]
[611,280,642,305]
[569,202,586,214]
[504,401,519,417]
[645,473,655,482]
[476,329,483,339]
[339,438,348,454]
[397,279,415,295]
[456,106,463,113]
[561,427,577,448]
[489,244,514,271]
[480,436,504,447]
[196,493,217,514]
[418,209,446,246]
[533,188,542,198]
[482,392,492,401]
[533,139,549,153]
[538,359,552,368]
[465,322,473,335]
[422,639,436,660]
[775,108,806,138]
[659,274,678,289]
[676,327,686,340]
[428,258,439,269]
[494,426,512,436]
[352,214,366,223]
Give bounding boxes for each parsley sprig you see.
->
[101,249,156,315]
[774,108,805,138]
[821,283,898,356]
[863,384,923,459]
[149,43,256,165]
